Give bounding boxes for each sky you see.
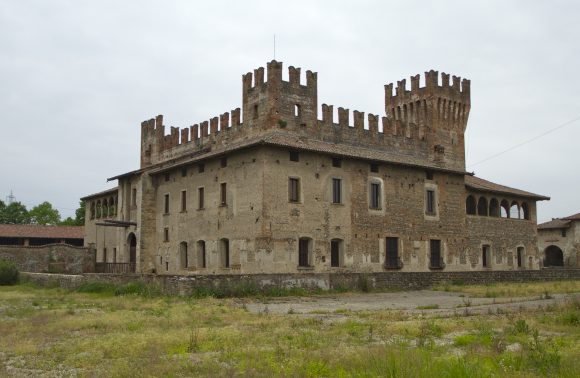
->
[0,0,578,223]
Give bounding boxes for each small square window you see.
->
[370,163,379,173]
[164,172,170,182]
[562,229,567,237]
[220,157,227,168]
[332,158,342,168]
[289,150,299,162]
[198,163,205,173]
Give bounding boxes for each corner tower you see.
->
[385,71,471,171]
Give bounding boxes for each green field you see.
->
[0,281,579,377]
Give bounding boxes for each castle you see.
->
[82,60,548,275]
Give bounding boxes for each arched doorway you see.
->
[544,245,564,267]
[128,233,137,272]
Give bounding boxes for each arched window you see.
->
[102,199,108,219]
[179,242,188,269]
[96,200,102,218]
[219,238,230,268]
[109,197,116,216]
[466,195,476,215]
[510,201,520,219]
[489,198,499,217]
[500,200,509,218]
[197,241,206,268]
[330,239,344,267]
[521,202,530,220]
[90,201,95,220]
[477,197,488,216]
[298,237,312,267]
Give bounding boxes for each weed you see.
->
[462,297,472,307]
[510,319,530,335]
[187,328,200,353]
[417,304,439,310]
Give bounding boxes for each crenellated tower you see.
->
[242,60,318,130]
[384,71,471,170]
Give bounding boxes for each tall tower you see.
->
[385,71,470,171]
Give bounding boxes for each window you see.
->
[180,242,188,269]
[220,183,227,206]
[289,178,300,202]
[482,245,490,268]
[131,188,137,207]
[220,157,227,168]
[220,239,230,268]
[198,187,204,209]
[466,195,476,215]
[164,228,169,242]
[369,182,381,209]
[370,163,379,173]
[113,248,117,263]
[477,197,488,216]
[103,248,107,263]
[517,247,524,268]
[332,178,342,204]
[425,189,436,215]
[430,239,442,269]
[426,170,434,180]
[253,104,258,119]
[330,239,342,267]
[164,194,170,214]
[385,237,400,269]
[198,163,205,173]
[164,172,170,182]
[294,104,301,117]
[562,229,567,237]
[181,190,187,212]
[181,167,187,177]
[289,150,299,162]
[332,157,342,168]
[197,241,206,268]
[298,238,311,267]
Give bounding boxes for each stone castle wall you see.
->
[0,244,95,274]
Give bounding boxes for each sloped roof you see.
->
[465,175,549,200]
[80,187,118,201]
[537,218,571,230]
[0,224,84,239]
[563,212,580,221]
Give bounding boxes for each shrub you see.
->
[0,260,19,285]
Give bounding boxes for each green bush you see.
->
[0,260,19,285]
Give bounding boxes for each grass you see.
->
[434,280,580,298]
[0,282,579,376]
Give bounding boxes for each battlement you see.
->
[139,62,470,172]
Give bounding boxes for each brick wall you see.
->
[21,269,580,294]
[0,244,95,274]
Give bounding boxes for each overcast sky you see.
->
[1,0,578,223]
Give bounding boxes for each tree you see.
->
[75,201,85,226]
[59,217,76,226]
[0,202,30,224]
[29,201,61,225]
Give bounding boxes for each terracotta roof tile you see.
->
[0,224,84,239]
[538,218,571,230]
[465,175,549,200]
[81,187,118,201]
[563,212,580,221]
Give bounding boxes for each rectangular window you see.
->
[369,182,381,209]
[332,178,342,204]
[289,178,300,202]
[163,228,169,242]
[562,229,567,237]
[385,237,399,268]
[299,238,310,267]
[113,248,117,263]
[164,172,170,182]
[330,240,341,267]
[430,239,441,268]
[482,245,490,267]
[198,163,205,173]
[426,189,436,215]
[103,248,107,263]
[198,187,204,209]
[332,157,342,168]
[164,194,170,214]
[426,170,434,180]
[181,190,187,212]
[181,167,187,177]
[220,157,227,168]
[220,183,227,206]
[289,150,299,162]
[131,188,137,207]
[370,163,379,173]
[517,247,524,268]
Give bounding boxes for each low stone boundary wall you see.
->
[0,244,95,274]
[21,268,580,295]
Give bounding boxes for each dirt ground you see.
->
[242,290,580,317]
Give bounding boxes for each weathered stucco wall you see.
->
[0,244,95,274]
[538,222,580,267]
